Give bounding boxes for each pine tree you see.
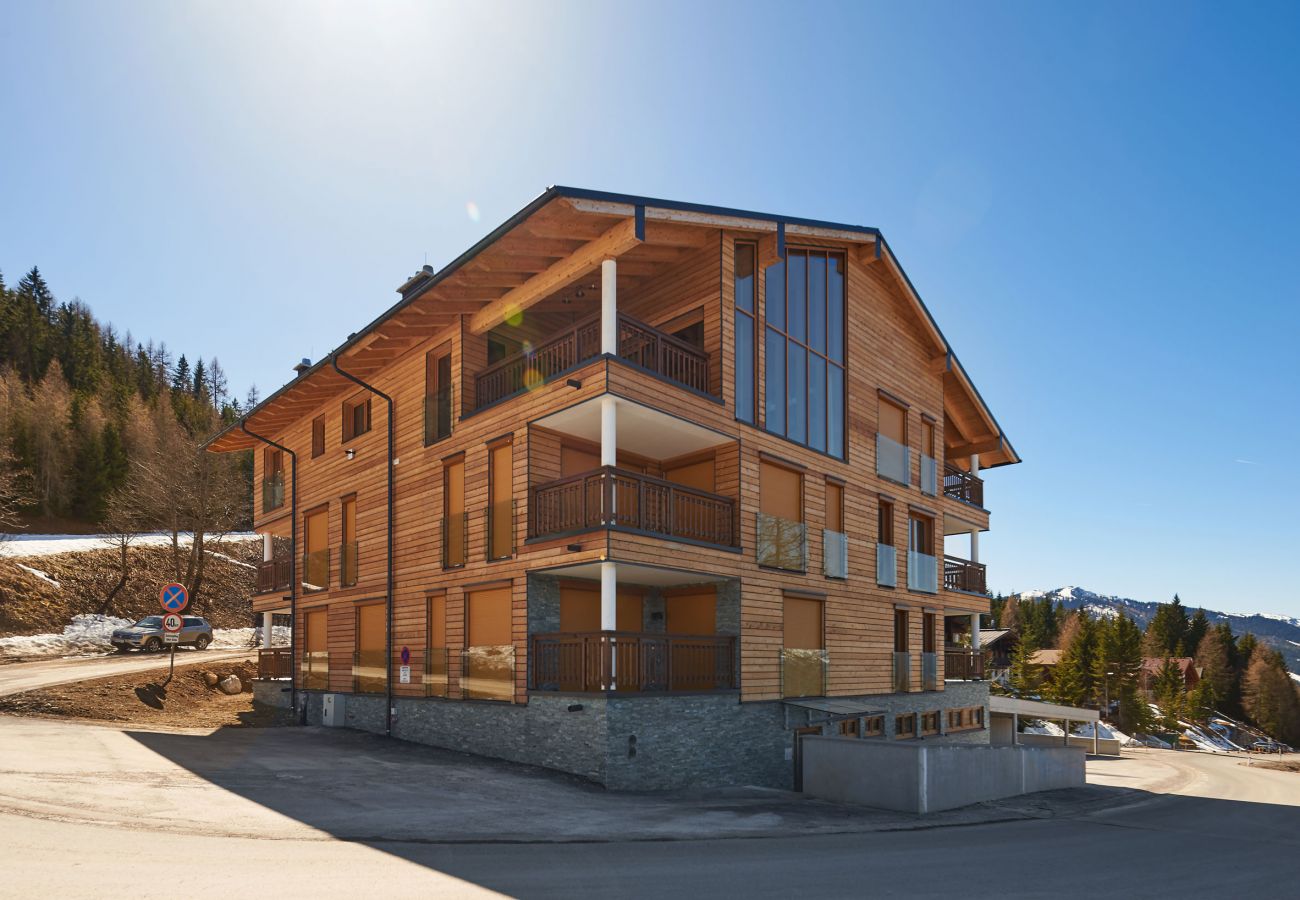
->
[1049,613,1098,708]
[1185,609,1210,658]
[172,354,191,393]
[191,357,207,400]
[1195,624,1233,713]
[1153,657,1187,728]
[1110,613,1149,734]
[1243,650,1300,745]
[1144,594,1190,657]
[1009,633,1042,698]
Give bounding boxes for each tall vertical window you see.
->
[353,603,386,693]
[342,394,372,442]
[340,495,357,587]
[877,498,897,588]
[894,609,910,653]
[426,593,448,697]
[465,584,514,702]
[302,609,328,689]
[262,449,285,512]
[923,612,936,654]
[782,593,826,699]
[303,506,328,590]
[442,456,465,569]
[763,250,846,457]
[425,344,452,445]
[758,460,806,571]
[734,242,757,424]
[487,440,514,561]
[312,416,325,458]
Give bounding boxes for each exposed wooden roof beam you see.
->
[469,217,641,334]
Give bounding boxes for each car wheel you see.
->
[194,634,211,650]
[144,637,162,653]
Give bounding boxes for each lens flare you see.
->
[466,201,480,223]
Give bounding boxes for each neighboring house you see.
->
[207,187,1020,791]
[1139,657,1202,694]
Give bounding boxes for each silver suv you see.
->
[111,616,214,652]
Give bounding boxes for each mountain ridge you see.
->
[1010,586,1300,674]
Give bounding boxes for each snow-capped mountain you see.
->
[1010,586,1300,674]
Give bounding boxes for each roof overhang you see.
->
[205,186,1016,466]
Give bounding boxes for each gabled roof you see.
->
[205,186,1019,467]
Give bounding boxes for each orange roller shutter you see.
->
[428,594,446,648]
[879,398,907,443]
[826,481,844,532]
[666,588,717,634]
[783,595,823,650]
[468,586,512,646]
[357,603,385,653]
[760,461,803,522]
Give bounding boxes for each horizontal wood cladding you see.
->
[255,224,999,705]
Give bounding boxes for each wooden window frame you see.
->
[733,240,758,426]
[425,343,453,446]
[312,415,326,459]
[909,512,934,556]
[486,437,515,562]
[894,608,909,653]
[342,393,372,442]
[442,454,466,570]
[863,715,885,737]
[920,711,941,737]
[878,498,895,547]
[895,713,917,740]
[761,247,848,459]
[340,493,358,588]
[923,611,936,654]
[825,478,845,533]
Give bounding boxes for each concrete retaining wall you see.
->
[801,737,1085,813]
[252,680,292,709]
[1016,732,1121,756]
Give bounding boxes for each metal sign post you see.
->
[159,584,188,689]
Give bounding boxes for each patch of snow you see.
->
[1022,720,1065,736]
[1259,612,1300,627]
[204,549,256,570]
[1179,722,1242,753]
[15,564,61,589]
[0,614,289,659]
[1290,672,1300,686]
[0,532,258,559]
[1085,603,1119,620]
[1071,721,1130,743]
[0,614,133,658]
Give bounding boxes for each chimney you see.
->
[293,358,311,377]
[422,264,434,274]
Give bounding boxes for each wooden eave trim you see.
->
[758,450,807,472]
[877,387,910,409]
[782,588,828,600]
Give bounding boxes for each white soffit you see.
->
[533,395,730,458]
[538,561,728,588]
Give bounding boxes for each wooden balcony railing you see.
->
[255,556,292,594]
[529,466,737,547]
[530,631,737,693]
[257,647,293,679]
[473,312,711,410]
[944,649,985,681]
[943,462,984,508]
[943,555,987,595]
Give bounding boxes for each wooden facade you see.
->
[210,188,1018,709]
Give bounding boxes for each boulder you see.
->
[217,674,242,695]
[203,672,219,688]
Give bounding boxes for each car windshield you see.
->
[134,617,162,627]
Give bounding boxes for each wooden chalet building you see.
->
[207,187,1020,790]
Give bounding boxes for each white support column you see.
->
[261,611,274,649]
[601,258,618,355]
[600,395,617,466]
[971,613,981,651]
[970,527,980,564]
[600,560,617,690]
[262,533,273,562]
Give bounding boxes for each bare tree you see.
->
[98,488,146,615]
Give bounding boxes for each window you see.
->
[464,585,514,701]
[303,507,328,590]
[876,395,909,484]
[920,711,941,737]
[863,715,885,737]
[839,718,859,737]
[312,416,325,458]
[758,460,805,571]
[302,609,328,690]
[908,513,937,594]
[734,242,757,424]
[262,449,285,512]
[762,250,846,457]
[894,609,909,653]
[782,593,825,699]
[919,417,937,495]
[425,345,452,445]
[947,706,985,732]
[823,479,847,579]
[340,495,357,587]
[877,498,897,588]
[487,440,514,561]
[895,713,917,739]
[425,593,448,697]
[353,603,386,693]
[923,611,936,654]
[342,394,372,442]
[442,456,465,569]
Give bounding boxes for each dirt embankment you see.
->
[0,540,261,636]
[0,658,290,728]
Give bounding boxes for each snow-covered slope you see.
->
[0,532,257,558]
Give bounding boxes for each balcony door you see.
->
[304,507,328,589]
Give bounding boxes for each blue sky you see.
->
[2,1,1297,615]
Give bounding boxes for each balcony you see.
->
[262,473,285,513]
[255,556,292,594]
[876,542,897,587]
[944,649,985,681]
[907,549,938,593]
[876,433,911,486]
[530,467,737,548]
[781,648,828,698]
[823,529,848,579]
[530,631,737,693]
[302,548,330,592]
[943,555,987,595]
[474,312,711,411]
[920,454,938,496]
[943,462,984,508]
[464,644,515,701]
[257,647,292,679]
[757,512,807,571]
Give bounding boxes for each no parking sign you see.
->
[160,583,188,613]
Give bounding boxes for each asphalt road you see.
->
[0,648,255,697]
[0,719,1295,899]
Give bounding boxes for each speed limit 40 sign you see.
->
[162,612,183,644]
